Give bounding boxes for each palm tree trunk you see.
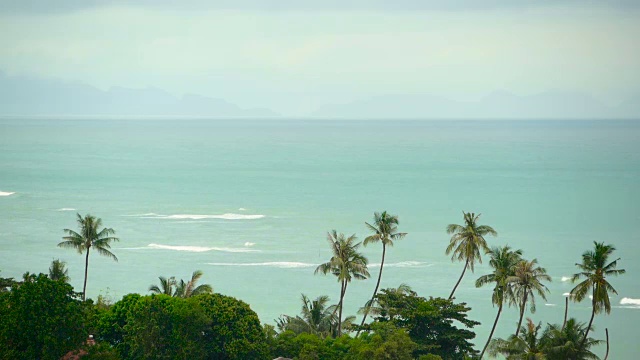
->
[581,296,596,348]
[480,303,503,359]
[337,279,346,336]
[604,328,609,360]
[449,258,469,300]
[515,292,528,337]
[562,297,569,330]
[82,247,90,301]
[357,243,386,336]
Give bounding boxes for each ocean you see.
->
[1,118,638,358]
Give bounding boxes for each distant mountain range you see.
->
[1,72,638,119]
[0,72,279,117]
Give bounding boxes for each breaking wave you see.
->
[207,262,315,269]
[561,276,572,282]
[369,261,432,268]
[57,208,76,211]
[146,243,259,253]
[244,242,256,247]
[620,298,640,307]
[127,213,264,220]
[0,191,15,196]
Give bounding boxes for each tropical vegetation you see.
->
[0,210,627,359]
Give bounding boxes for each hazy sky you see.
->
[1,0,639,115]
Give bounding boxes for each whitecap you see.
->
[244,242,255,247]
[370,261,431,268]
[147,243,259,253]
[561,276,571,282]
[0,191,15,196]
[130,213,264,220]
[563,293,572,297]
[57,208,76,211]
[545,303,557,307]
[620,298,640,306]
[207,262,315,269]
[238,208,247,211]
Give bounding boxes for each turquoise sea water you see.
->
[1,119,639,358]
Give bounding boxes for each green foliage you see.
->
[149,270,213,298]
[370,289,480,360]
[0,273,87,360]
[95,293,141,358]
[196,292,268,360]
[124,295,210,359]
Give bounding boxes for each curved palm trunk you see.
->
[562,297,569,330]
[337,279,347,336]
[604,328,610,360]
[480,302,503,359]
[581,296,596,348]
[356,243,386,336]
[515,292,528,337]
[449,258,469,300]
[82,247,90,301]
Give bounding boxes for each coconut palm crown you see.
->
[315,230,369,336]
[358,211,407,332]
[446,211,498,300]
[570,241,625,346]
[509,258,551,337]
[58,213,119,301]
[476,245,523,359]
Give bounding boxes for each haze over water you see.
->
[1,118,639,357]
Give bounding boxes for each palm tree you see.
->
[446,212,498,300]
[315,230,369,336]
[284,294,335,336]
[509,259,551,337]
[357,211,407,333]
[541,318,603,360]
[570,241,625,347]
[359,284,414,322]
[476,245,523,359]
[488,318,545,359]
[173,270,213,298]
[58,213,119,301]
[48,259,70,282]
[149,276,177,295]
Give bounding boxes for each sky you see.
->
[1,0,639,116]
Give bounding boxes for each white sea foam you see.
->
[239,208,247,211]
[0,191,15,196]
[561,276,572,282]
[370,261,431,268]
[244,242,256,247]
[207,262,315,269]
[545,303,557,307]
[563,293,572,297]
[130,213,264,220]
[147,243,259,253]
[57,208,76,211]
[620,298,640,306]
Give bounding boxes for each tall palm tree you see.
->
[509,259,551,337]
[149,276,176,295]
[48,259,70,282]
[174,270,213,298]
[358,211,407,333]
[570,242,625,347]
[315,230,369,336]
[58,213,119,301]
[541,318,603,360]
[476,245,523,359]
[446,212,498,300]
[488,318,546,359]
